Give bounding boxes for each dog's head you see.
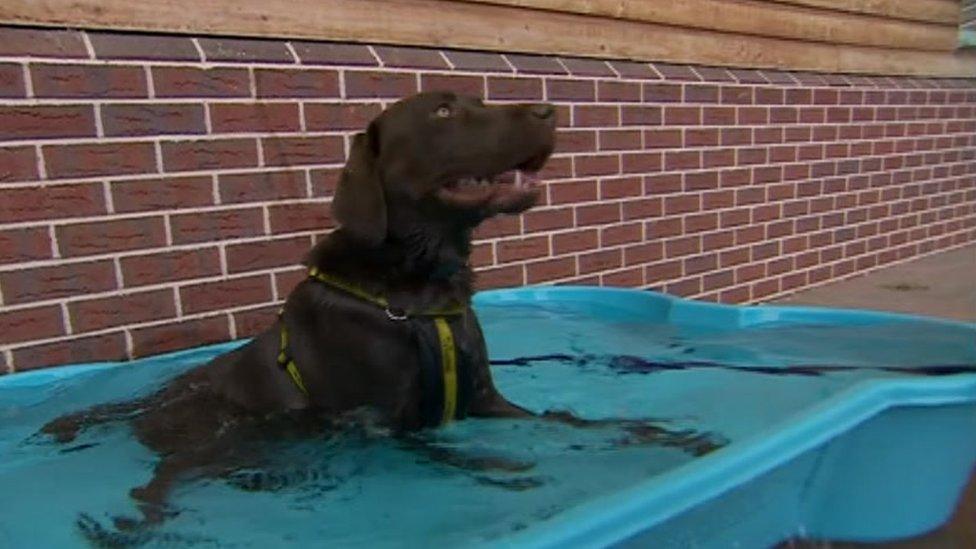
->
[332,92,556,246]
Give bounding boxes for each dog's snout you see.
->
[530,103,555,120]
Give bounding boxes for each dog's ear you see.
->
[332,124,386,246]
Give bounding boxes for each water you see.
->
[1,300,974,547]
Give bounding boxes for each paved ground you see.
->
[772,244,976,548]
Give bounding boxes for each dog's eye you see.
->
[434,105,452,118]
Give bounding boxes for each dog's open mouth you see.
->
[436,156,548,214]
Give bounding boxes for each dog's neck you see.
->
[305,220,476,307]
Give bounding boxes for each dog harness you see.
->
[277,267,470,427]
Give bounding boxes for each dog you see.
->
[42,92,723,536]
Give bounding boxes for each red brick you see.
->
[555,130,596,154]
[132,315,231,357]
[579,249,621,274]
[720,286,750,304]
[90,32,200,61]
[601,223,642,246]
[754,127,784,144]
[664,106,701,125]
[643,83,682,102]
[738,148,767,165]
[275,266,307,298]
[44,142,157,179]
[226,235,311,273]
[703,189,734,208]
[523,258,573,284]
[14,333,127,371]
[233,305,280,338]
[684,84,719,103]
[598,81,641,102]
[70,289,177,333]
[181,274,273,315]
[685,253,718,275]
[268,202,334,234]
[647,217,682,239]
[372,45,448,69]
[112,176,213,213]
[575,155,620,177]
[703,230,735,251]
[603,268,643,287]
[666,236,701,258]
[31,64,147,98]
[623,198,663,220]
[703,269,735,291]
[485,77,541,100]
[218,170,307,203]
[162,139,258,172]
[0,260,116,305]
[210,103,301,133]
[643,173,680,195]
[524,208,573,233]
[255,68,340,98]
[721,86,753,104]
[345,71,417,98]
[153,67,251,98]
[703,106,735,125]
[664,150,701,170]
[644,129,683,149]
[0,183,104,223]
[170,207,265,244]
[685,128,719,147]
[685,212,719,232]
[101,104,205,137]
[0,27,86,58]
[442,50,511,72]
[770,107,799,124]
[703,149,736,168]
[477,265,525,289]
[0,227,51,265]
[0,105,96,141]
[621,105,662,126]
[0,305,64,345]
[576,203,621,226]
[552,230,598,254]
[421,74,485,96]
[752,279,780,299]
[645,260,682,282]
[263,136,344,167]
[721,128,752,146]
[292,42,378,66]
[624,242,663,265]
[57,217,166,258]
[198,37,292,63]
[622,152,662,174]
[496,236,549,263]
[0,63,25,98]
[121,248,222,287]
[600,176,642,199]
[665,195,701,215]
[685,171,719,191]
[506,53,566,74]
[547,79,595,101]
[574,105,619,127]
[304,102,381,132]
[599,130,641,151]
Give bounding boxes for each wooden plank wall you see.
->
[0,0,972,76]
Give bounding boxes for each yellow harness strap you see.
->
[433,317,458,424]
[277,321,309,395]
[276,268,465,424]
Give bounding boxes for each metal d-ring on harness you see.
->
[276,267,469,427]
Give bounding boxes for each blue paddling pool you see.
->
[1,287,974,547]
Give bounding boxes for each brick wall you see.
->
[1,25,974,372]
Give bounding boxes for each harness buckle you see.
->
[385,307,409,321]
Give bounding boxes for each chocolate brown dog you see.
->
[42,91,559,527]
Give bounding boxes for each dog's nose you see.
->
[530,103,555,120]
